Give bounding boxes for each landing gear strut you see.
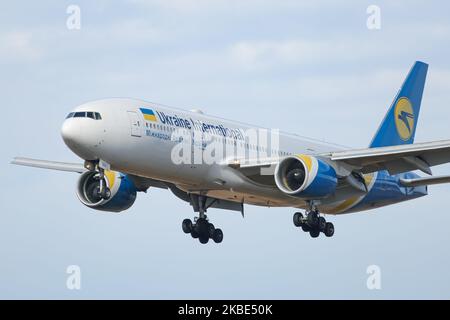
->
[293,210,335,238]
[88,161,111,200]
[182,194,224,244]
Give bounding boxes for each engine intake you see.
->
[76,170,137,212]
[274,155,337,199]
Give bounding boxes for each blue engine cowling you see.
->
[274,155,337,199]
[76,170,137,212]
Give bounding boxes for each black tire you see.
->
[199,235,209,244]
[309,229,320,238]
[98,187,111,200]
[196,219,209,237]
[191,229,199,239]
[104,188,111,200]
[293,212,303,227]
[324,222,335,237]
[208,223,215,238]
[212,228,223,243]
[319,217,326,232]
[301,224,311,232]
[307,211,319,227]
[182,219,193,234]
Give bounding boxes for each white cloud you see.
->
[230,40,327,69]
[0,31,42,61]
[0,18,163,64]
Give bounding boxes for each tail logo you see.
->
[394,97,414,141]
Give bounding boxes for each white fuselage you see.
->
[61,98,373,213]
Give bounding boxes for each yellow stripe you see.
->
[297,154,312,171]
[143,114,157,121]
[104,170,116,189]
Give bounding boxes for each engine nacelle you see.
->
[76,170,137,212]
[274,155,337,199]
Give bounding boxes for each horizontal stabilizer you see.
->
[400,175,450,187]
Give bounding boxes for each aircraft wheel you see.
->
[309,229,320,238]
[293,212,303,227]
[191,229,199,239]
[208,223,216,238]
[301,224,311,232]
[199,235,209,244]
[307,211,319,227]
[98,187,111,200]
[196,218,209,235]
[104,188,111,200]
[324,222,335,237]
[212,228,223,243]
[182,219,193,234]
[319,217,326,232]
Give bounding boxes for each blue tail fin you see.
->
[369,61,428,148]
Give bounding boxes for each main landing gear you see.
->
[182,216,223,244]
[182,194,224,244]
[293,210,335,238]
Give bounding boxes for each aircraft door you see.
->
[127,111,142,137]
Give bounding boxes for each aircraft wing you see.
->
[11,157,86,173]
[328,139,450,175]
[226,139,450,187]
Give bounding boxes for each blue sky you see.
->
[1,0,450,299]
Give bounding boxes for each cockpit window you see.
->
[66,111,102,120]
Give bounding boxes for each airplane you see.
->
[12,61,450,244]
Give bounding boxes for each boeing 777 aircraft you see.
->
[12,61,450,244]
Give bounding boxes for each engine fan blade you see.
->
[285,163,305,191]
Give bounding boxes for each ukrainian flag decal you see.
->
[140,108,157,122]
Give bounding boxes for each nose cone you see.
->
[61,120,80,149]
[61,118,100,160]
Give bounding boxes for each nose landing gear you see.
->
[96,168,111,200]
[85,160,111,200]
[293,210,335,238]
